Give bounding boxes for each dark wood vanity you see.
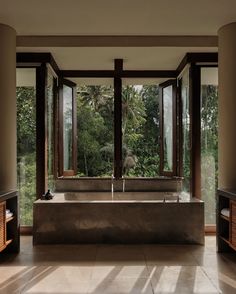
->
[217,189,236,252]
[0,190,19,253]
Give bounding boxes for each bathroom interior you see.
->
[18,56,212,245]
[1,2,236,291]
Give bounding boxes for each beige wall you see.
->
[218,22,236,189]
[0,24,16,190]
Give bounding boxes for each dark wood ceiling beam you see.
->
[16,35,218,47]
[60,70,177,78]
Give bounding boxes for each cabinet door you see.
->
[231,201,236,248]
[0,201,6,252]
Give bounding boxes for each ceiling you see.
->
[3,0,233,71]
[1,0,236,35]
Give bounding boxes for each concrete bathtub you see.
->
[33,192,204,245]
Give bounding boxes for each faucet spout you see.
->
[122,176,125,193]
[111,174,115,201]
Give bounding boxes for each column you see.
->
[218,22,236,188]
[0,24,16,190]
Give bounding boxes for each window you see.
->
[59,79,77,176]
[46,67,56,190]
[77,83,114,177]
[122,84,160,177]
[159,80,177,176]
[180,68,191,192]
[59,78,177,179]
[16,68,36,226]
[200,67,218,225]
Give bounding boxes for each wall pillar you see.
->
[0,24,16,190]
[218,22,236,188]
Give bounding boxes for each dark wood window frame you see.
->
[16,53,218,187]
[45,65,58,188]
[16,54,60,201]
[58,78,77,177]
[189,63,218,199]
[159,79,177,177]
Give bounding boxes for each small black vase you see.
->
[44,189,54,200]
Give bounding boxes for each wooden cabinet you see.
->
[0,201,6,251]
[0,191,19,253]
[217,189,236,252]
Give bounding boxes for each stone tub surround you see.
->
[33,192,204,245]
[55,177,183,192]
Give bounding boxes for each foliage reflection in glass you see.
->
[63,85,73,170]
[46,69,55,190]
[163,85,173,172]
[181,70,191,192]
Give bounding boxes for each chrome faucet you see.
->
[122,176,125,193]
[111,174,115,194]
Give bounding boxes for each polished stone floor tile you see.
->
[0,265,30,293]
[143,245,197,266]
[87,277,153,294]
[22,266,91,294]
[201,266,236,294]
[91,263,149,280]
[0,236,236,293]
[96,245,145,262]
[149,266,219,294]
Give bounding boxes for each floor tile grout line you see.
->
[184,246,222,294]
[141,245,155,294]
[200,266,222,294]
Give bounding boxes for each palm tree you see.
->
[122,86,146,137]
[78,85,113,113]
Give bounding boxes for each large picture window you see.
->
[59,78,177,179]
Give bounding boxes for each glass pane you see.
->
[163,85,173,172]
[201,67,218,225]
[16,68,36,226]
[46,68,55,190]
[181,69,191,192]
[122,85,160,177]
[63,85,73,170]
[77,83,114,177]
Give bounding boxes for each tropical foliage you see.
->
[17,87,36,226]
[201,85,218,224]
[76,84,160,177]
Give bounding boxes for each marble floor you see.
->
[0,237,236,293]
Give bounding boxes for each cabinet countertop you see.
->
[218,189,236,200]
[0,190,18,202]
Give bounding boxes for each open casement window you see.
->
[58,79,77,176]
[159,79,177,176]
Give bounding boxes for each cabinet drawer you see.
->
[231,201,236,224]
[0,201,6,251]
